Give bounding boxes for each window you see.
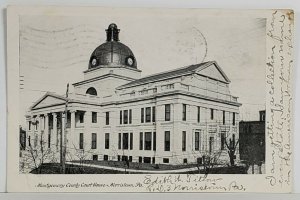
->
[28,135,31,147]
[122,155,128,162]
[67,112,71,128]
[105,112,109,125]
[123,133,129,150]
[152,157,155,164]
[139,132,143,150]
[130,132,133,150]
[124,110,128,124]
[152,107,156,122]
[48,133,51,148]
[91,133,97,149]
[210,109,214,120]
[117,155,121,161]
[79,133,84,149]
[120,111,122,124]
[165,104,171,121]
[233,134,236,144]
[141,107,155,123]
[197,157,203,164]
[182,131,186,151]
[44,116,46,129]
[139,157,143,163]
[57,114,61,129]
[144,132,152,150]
[105,133,109,149]
[163,158,169,163]
[182,104,187,121]
[34,134,38,147]
[164,131,170,151]
[143,157,151,163]
[92,112,97,123]
[20,132,26,150]
[146,107,151,122]
[195,132,200,151]
[49,115,53,129]
[197,106,200,123]
[221,132,226,150]
[141,108,144,123]
[79,113,84,123]
[129,156,132,162]
[233,112,236,125]
[183,158,188,164]
[153,132,156,151]
[223,111,225,125]
[92,155,98,160]
[129,109,132,124]
[104,155,108,161]
[28,121,31,130]
[209,137,214,153]
[118,133,121,149]
[121,110,132,124]
[86,87,97,96]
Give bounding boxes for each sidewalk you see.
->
[66,161,204,174]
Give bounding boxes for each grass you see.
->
[30,163,125,174]
[72,160,199,171]
[30,161,247,174]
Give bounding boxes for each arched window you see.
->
[86,87,97,96]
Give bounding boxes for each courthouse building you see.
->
[25,23,241,165]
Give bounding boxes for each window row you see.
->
[118,132,133,150]
[78,131,171,152]
[79,111,110,125]
[141,107,156,123]
[185,105,236,125]
[181,131,236,152]
[120,109,132,125]
[28,106,236,131]
[79,132,110,150]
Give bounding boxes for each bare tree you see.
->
[21,132,56,174]
[192,149,224,174]
[225,138,239,166]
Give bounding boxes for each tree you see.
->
[192,148,224,174]
[20,131,56,174]
[225,138,239,166]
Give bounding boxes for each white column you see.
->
[44,114,49,148]
[70,110,76,141]
[68,110,76,156]
[53,112,58,150]
[61,112,66,164]
[84,111,91,152]
[37,115,42,148]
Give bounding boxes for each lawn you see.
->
[30,162,247,174]
[72,160,199,171]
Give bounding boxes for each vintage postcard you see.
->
[6,6,294,192]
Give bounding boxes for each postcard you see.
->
[6,6,294,192]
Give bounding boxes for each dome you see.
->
[88,23,137,69]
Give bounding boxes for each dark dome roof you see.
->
[88,23,137,69]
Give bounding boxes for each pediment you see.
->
[31,93,66,110]
[196,62,230,83]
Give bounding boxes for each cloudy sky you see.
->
[19,10,266,127]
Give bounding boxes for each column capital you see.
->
[69,109,76,113]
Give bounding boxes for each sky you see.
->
[19,12,266,127]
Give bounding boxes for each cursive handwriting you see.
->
[265,10,293,189]
[143,174,246,192]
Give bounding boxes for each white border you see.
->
[0,0,299,195]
